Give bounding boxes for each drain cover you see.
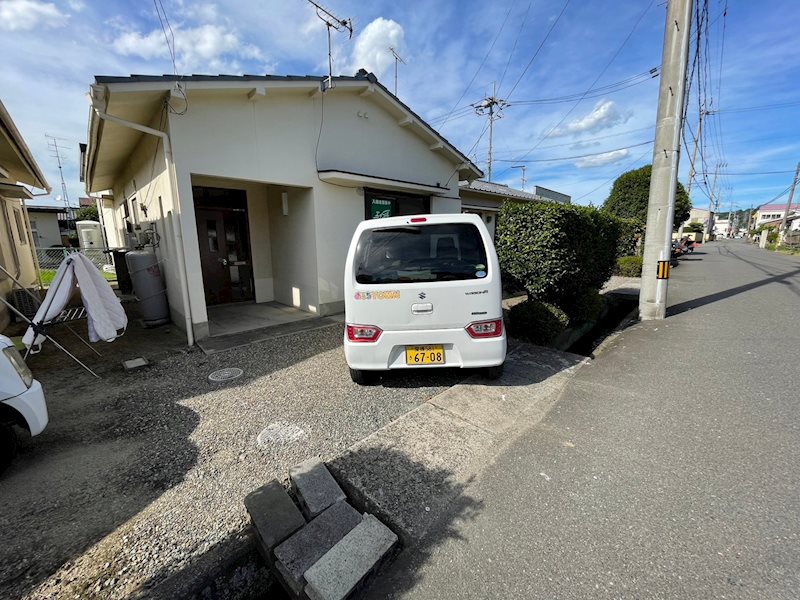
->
[257,422,307,447]
[208,367,244,383]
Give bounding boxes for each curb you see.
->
[590,305,640,358]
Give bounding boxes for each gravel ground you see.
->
[0,322,465,599]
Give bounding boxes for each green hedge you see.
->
[614,255,643,277]
[560,288,603,324]
[615,217,644,257]
[507,300,569,345]
[496,202,620,305]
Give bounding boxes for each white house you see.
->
[82,72,482,344]
[0,100,50,331]
[26,205,63,248]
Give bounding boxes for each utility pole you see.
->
[778,161,800,243]
[705,161,721,239]
[640,0,693,321]
[473,82,508,182]
[388,47,406,96]
[511,164,527,190]
[685,108,704,200]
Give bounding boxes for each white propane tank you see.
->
[125,250,170,326]
[76,220,103,249]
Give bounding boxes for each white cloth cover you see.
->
[23,253,128,352]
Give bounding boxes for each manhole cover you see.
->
[208,367,244,383]
[257,422,307,447]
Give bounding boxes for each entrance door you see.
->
[194,187,255,306]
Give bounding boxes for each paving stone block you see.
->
[304,514,398,600]
[274,501,362,596]
[290,458,346,519]
[244,480,306,558]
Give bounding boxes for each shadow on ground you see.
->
[0,304,342,599]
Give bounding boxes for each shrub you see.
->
[767,230,779,244]
[614,217,645,257]
[614,255,643,277]
[507,300,569,345]
[496,202,620,305]
[685,222,705,233]
[561,288,603,325]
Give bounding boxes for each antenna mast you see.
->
[46,134,72,220]
[388,46,406,96]
[511,165,527,191]
[305,0,353,91]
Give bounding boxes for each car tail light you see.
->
[346,324,382,342]
[465,319,503,339]
[409,217,427,223]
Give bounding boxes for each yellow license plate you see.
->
[405,345,445,365]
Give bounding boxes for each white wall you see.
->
[268,186,318,313]
[28,211,61,247]
[106,114,187,330]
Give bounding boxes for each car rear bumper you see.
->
[344,326,507,370]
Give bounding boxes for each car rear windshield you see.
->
[354,223,489,284]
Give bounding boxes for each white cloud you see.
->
[0,0,68,31]
[551,100,631,137]
[113,23,264,73]
[349,17,406,78]
[67,0,85,12]
[575,148,630,168]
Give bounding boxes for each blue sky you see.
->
[1,0,798,213]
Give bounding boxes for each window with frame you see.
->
[12,208,28,245]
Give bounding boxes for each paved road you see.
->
[370,240,800,599]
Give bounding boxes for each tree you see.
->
[602,165,691,230]
[74,204,99,221]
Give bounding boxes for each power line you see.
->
[510,67,659,104]
[437,1,515,128]
[494,140,652,163]
[503,0,571,100]
[706,100,800,114]
[497,1,532,94]
[696,170,797,176]
[497,0,656,178]
[573,148,653,202]
[491,125,654,154]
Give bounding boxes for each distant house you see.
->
[0,100,50,330]
[458,180,569,238]
[82,72,483,343]
[25,205,63,247]
[753,203,799,230]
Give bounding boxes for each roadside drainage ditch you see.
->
[566,295,639,357]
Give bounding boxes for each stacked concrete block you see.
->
[290,458,347,519]
[245,459,401,600]
[304,514,398,600]
[274,501,363,595]
[244,480,306,563]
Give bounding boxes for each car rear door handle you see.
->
[411,303,433,314]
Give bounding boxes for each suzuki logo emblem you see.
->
[418,292,427,299]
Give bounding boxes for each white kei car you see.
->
[0,334,48,473]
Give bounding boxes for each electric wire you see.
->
[497,1,533,94]
[493,140,653,163]
[497,0,656,179]
[437,1,516,128]
[503,0,571,101]
[573,148,653,202]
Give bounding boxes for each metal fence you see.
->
[35,247,112,271]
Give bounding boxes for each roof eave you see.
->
[0,100,51,192]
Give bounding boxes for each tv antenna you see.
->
[305,0,353,91]
[388,46,406,96]
[46,133,73,220]
[511,165,527,191]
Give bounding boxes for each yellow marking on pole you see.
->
[656,260,670,279]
